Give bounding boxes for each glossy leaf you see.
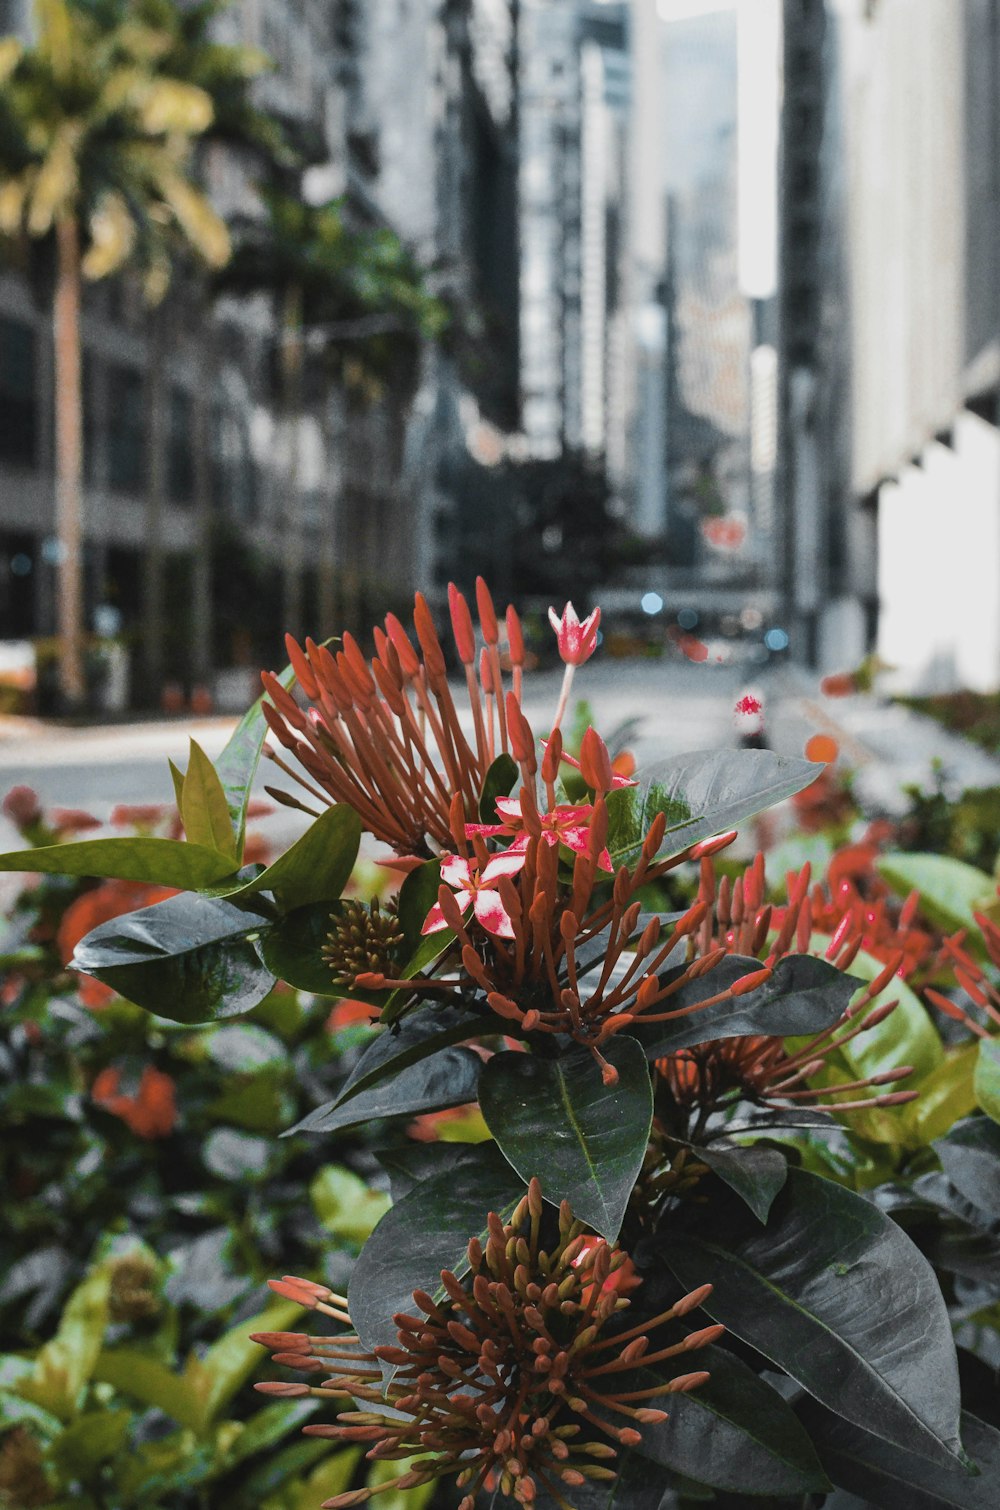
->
[933,1116,1000,1224]
[605,748,821,866]
[632,953,857,1059]
[693,1141,788,1223]
[974,1038,1000,1124]
[259,900,343,996]
[214,661,296,849]
[877,852,999,942]
[0,836,237,888]
[381,860,457,1024]
[349,1142,526,1352]
[375,1141,473,1202]
[179,739,240,863]
[335,1004,494,1104]
[634,1343,830,1495]
[897,1043,979,1146]
[659,1169,966,1468]
[288,1046,484,1136]
[72,892,276,1024]
[799,1400,998,1509]
[479,752,519,821]
[535,1450,672,1509]
[479,1037,652,1241]
[225,804,361,911]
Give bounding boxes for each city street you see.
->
[4,657,999,856]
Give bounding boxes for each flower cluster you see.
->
[926,898,1000,1037]
[253,1182,717,1510]
[654,850,921,1122]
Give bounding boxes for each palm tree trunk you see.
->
[142,305,167,703]
[190,322,214,688]
[53,215,85,708]
[281,282,305,640]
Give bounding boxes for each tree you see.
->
[219,190,447,642]
[0,0,230,707]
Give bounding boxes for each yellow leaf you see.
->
[140,78,214,136]
[158,171,230,267]
[82,191,136,280]
[0,178,28,236]
[0,36,22,84]
[26,126,80,235]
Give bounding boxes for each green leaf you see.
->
[898,1043,979,1145]
[258,901,342,995]
[633,1343,830,1495]
[310,1165,391,1245]
[396,859,442,948]
[50,1408,131,1477]
[479,752,519,821]
[974,1038,1000,1124]
[877,853,999,942]
[288,1046,484,1136]
[632,953,857,1059]
[0,837,238,888]
[169,758,186,812]
[213,663,296,852]
[186,1298,303,1430]
[658,1169,966,1469]
[798,1400,998,1508]
[934,1116,1000,1224]
[179,740,240,863]
[479,1037,652,1241]
[349,1143,526,1352]
[16,1263,112,1421]
[693,1142,788,1223]
[71,893,276,1025]
[224,805,361,912]
[335,1005,493,1104]
[92,1349,204,1431]
[605,749,822,866]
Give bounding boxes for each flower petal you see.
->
[420,903,449,935]
[482,850,528,882]
[473,890,515,938]
[440,854,474,889]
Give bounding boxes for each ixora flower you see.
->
[261,581,531,855]
[549,602,601,666]
[253,1182,718,1510]
[91,1065,177,1139]
[422,851,527,939]
[467,796,613,872]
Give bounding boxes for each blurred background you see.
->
[0,0,996,731]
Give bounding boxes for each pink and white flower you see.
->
[422,851,527,939]
[467,797,613,871]
[548,602,601,667]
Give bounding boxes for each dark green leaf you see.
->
[634,1344,830,1495]
[214,660,296,851]
[535,1449,673,1509]
[225,805,361,911]
[71,893,276,1025]
[799,1400,997,1508]
[179,739,240,863]
[259,900,343,995]
[631,953,857,1059]
[396,859,442,948]
[974,1038,1000,1125]
[335,1005,493,1104]
[375,1141,475,1202]
[933,1117,1000,1224]
[287,1046,483,1135]
[349,1143,526,1351]
[479,753,519,822]
[479,1037,652,1241]
[694,1142,788,1223]
[0,837,237,888]
[605,749,821,866]
[658,1169,966,1468]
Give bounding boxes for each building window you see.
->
[167,387,194,504]
[0,316,37,468]
[211,404,256,520]
[107,363,145,493]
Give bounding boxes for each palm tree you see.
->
[0,0,231,707]
[220,190,447,641]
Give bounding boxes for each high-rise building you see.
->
[0,0,520,704]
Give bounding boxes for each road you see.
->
[2,654,995,855]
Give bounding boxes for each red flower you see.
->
[58,879,178,1007]
[92,1066,177,1138]
[467,796,613,871]
[326,998,379,1032]
[734,694,763,716]
[422,851,526,939]
[2,785,42,831]
[548,601,601,666]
